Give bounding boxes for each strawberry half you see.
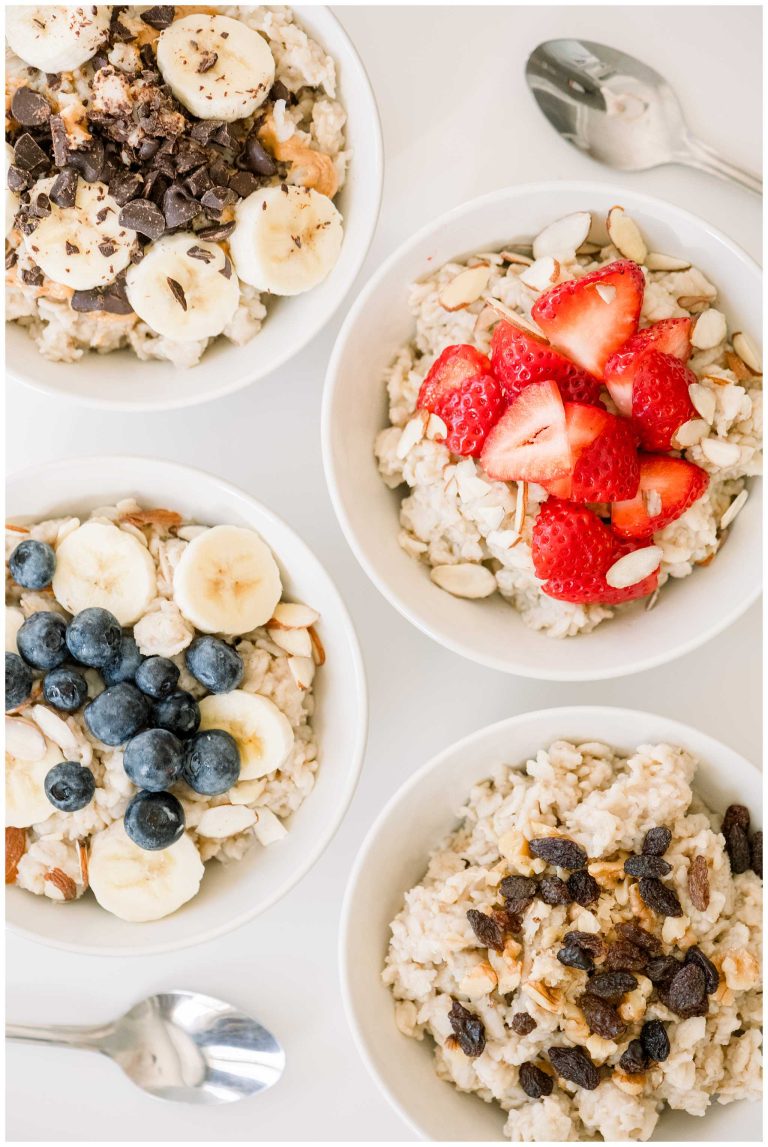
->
[438,373,504,457]
[541,402,640,502]
[489,320,602,405]
[479,379,569,483]
[630,350,698,451]
[531,260,645,379]
[531,499,616,581]
[612,454,710,539]
[542,567,659,605]
[417,344,492,412]
[604,317,693,415]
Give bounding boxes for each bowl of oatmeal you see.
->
[5,5,382,410]
[323,184,762,679]
[341,707,762,1142]
[6,455,367,954]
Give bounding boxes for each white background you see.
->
[6,4,763,1142]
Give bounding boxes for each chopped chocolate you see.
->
[21,266,44,287]
[166,276,187,311]
[228,170,261,199]
[211,122,234,149]
[197,50,218,74]
[141,5,175,30]
[119,198,166,241]
[49,167,79,208]
[139,43,158,71]
[219,254,232,280]
[138,138,161,164]
[71,281,133,315]
[49,115,69,167]
[65,241,79,256]
[162,184,200,228]
[196,220,235,241]
[68,141,106,184]
[11,87,51,128]
[98,240,117,258]
[6,250,18,271]
[31,192,51,218]
[173,140,208,176]
[270,80,292,103]
[200,185,236,215]
[109,7,134,42]
[185,166,213,198]
[109,170,144,206]
[13,133,49,177]
[244,131,278,176]
[187,245,215,264]
[7,165,32,194]
[189,119,224,144]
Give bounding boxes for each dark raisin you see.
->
[492,904,527,935]
[618,1039,648,1074]
[547,1046,599,1090]
[751,830,762,878]
[640,1019,670,1062]
[642,826,672,856]
[644,955,682,985]
[557,944,594,973]
[722,804,750,834]
[500,875,537,900]
[614,922,662,955]
[466,908,505,952]
[563,931,605,957]
[579,993,626,1039]
[511,1013,537,1036]
[638,877,683,917]
[529,836,587,870]
[684,945,719,994]
[586,970,638,1002]
[537,875,572,905]
[687,855,710,911]
[567,868,600,906]
[518,1061,554,1099]
[624,854,672,878]
[603,941,648,972]
[448,999,486,1057]
[725,825,751,875]
[665,963,708,1018]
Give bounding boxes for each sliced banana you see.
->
[156,14,275,122]
[230,185,343,296]
[6,6,110,73]
[89,820,204,923]
[6,143,19,237]
[173,525,281,635]
[52,521,157,627]
[124,233,240,342]
[22,178,137,290]
[6,733,61,828]
[198,691,294,780]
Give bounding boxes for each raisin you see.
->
[641,1019,670,1062]
[751,830,762,878]
[585,971,638,1002]
[518,1061,554,1098]
[448,999,486,1057]
[642,826,672,856]
[547,1045,599,1090]
[557,944,594,973]
[614,922,662,955]
[466,908,505,952]
[511,1012,537,1036]
[664,963,708,1018]
[722,804,750,834]
[492,904,527,935]
[603,940,648,972]
[638,877,683,917]
[644,955,681,985]
[624,854,672,878]
[618,1039,648,1074]
[529,836,587,870]
[500,875,537,900]
[579,993,626,1039]
[567,868,600,906]
[684,945,720,994]
[687,855,710,911]
[537,875,572,905]
[563,931,605,957]
[725,825,751,875]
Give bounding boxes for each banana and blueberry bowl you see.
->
[5,500,324,922]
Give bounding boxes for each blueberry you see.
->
[183,729,241,795]
[135,656,180,700]
[102,634,144,686]
[9,539,56,590]
[6,652,33,711]
[17,611,68,670]
[44,761,96,812]
[42,667,88,713]
[153,690,200,738]
[124,728,184,791]
[66,607,122,668]
[124,790,185,850]
[185,636,243,693]
[84,683,150,746]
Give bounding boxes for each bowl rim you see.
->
[321,179,762,681]
[6,454,369,956]
[338,704,763,1140]
[5,5,385,414]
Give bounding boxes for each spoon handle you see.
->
[7,1022,110,1052]
[680,135,762,195]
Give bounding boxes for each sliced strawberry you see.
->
[604,318,693,415]
[612,454,710,539]
[417,344,492,412]
[531,499,616,580]
[630,350,698,451]
[479,379,569,483]
[540,402,639,502]
[438,373,504,457]
[542,567,659,605]
[489,320,602,405]
[531,260,645,379]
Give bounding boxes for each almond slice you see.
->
[691,308,727,350]
[266,625,312,658]
[308,625,326,666]
[500,250,534,266]
[396,410,428,459]
[288,655,315,691]
[426,413,447,441]
[731,332,761,374]
[576,240,602,256]
[121,508,183,529]
[44,868,77,901]
[724,350,755,381]
[605,545,661,589]
[30,705,80,755]
[519,256,560,291]
[700,438,741,468]
[514,482,528,536]
[197,805,257,839]
[532,211,591,261]
[644,252,692,272]
[720,489,748,530]
[270,602,320,630]
[678,294,715,312]
[606,206,647,263]
[430,563,497,599]
[479,297,543,335]
[6,827,27,884]
[5,717,47,761]
[688,383,716,424]
[438,263,491,312]
[77,840,89,889]
[671,419,709,448]
[595,283,617,305]
[253,806,288,846]
[5,523,30,535]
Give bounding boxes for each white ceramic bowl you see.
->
[6,456,367,955]
[341,706,762,1142]
[323,182,762,680]
[6,7,383,412]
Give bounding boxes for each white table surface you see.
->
[5,4,763,1141]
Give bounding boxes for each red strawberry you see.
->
[542,567,659,605]
[489,320,602,405]
[612,454,710,539]
[605,318,693,415]
[531,499,616,580]
[438,373,504,457]
[630,350,698,451]
[479,379,569,483]
[417,344,492,412]
[531,260,645,379]
[540,403,640,502]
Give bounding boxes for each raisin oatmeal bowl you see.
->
[323,184,762,680]
[6,456,367,954]
[5,5,382,410]
[341,707,762,1142]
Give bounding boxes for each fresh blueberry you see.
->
[66,607,122,668]
[44,761,96,812]
[183,729,241,795]
[102,634,145,686]
[84,682,150,746]
[6,652,33,711]
[124,728,184,792]
[16,611,68,670]
[124,790,185,851]
[42,667,88,713]
[185,636,243,694]
[135,656,180,700]
[8,539,56,590]
[152,690,200,738]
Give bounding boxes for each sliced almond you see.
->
[532,211,591,261]
[438,263,491,312]
[519,256,560,291]
[720,489,748,530]
[606,206,647,263]
[197,804,257,839]
[426,413,447,441]
[700,437,741,468]
[121,508,183,529]
[288,655,315,691]
[605,545,661,589]
[514,482,528,536]
[645,489,663,518]
[483,297,542,334]
[30,705,80,755]
[77,840,89,889]
[396,410,428,459]
[691,308,727,350]
[5,523,30,535]
[644,587,660,612]
[430,563,496,599]
[44,868,77,901]
[576,240,602,256]
[270,602,320,630]
[6,827,27,884]
[688,383,716,424]
[731,332,761,374]
[671,418,709,448]
[644,252,692,272]
[229,779,266,806]
[678,294,715,313]
[267,624,312,658]
[595,282,617,305]
[308,625,326,666]
[500,249,534,266]
[724,350,755,382]
[253,806,288,846]
[6,717,47,761]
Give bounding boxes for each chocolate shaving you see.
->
[119,198,166,241]
[98,240,117,258]
[49,167,79,208]
[166,277,187,311]
[219,255,232,280]
[21,266,44,287]
[187,245,214,263]
[197,50,218,74]
[196,220,235,241]
[65,241,79,256]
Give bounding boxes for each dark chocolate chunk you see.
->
[109,170,144,206]
[49,167,79,208]
[270,80,291,103]
[195,220,235,241]
[68,140,106,183]
[228,169,261,199]
[219,254,232,280]
[21,266,44,286]
[162,184,200,229]
[200,185,236,215]
[65,241,79,256]
[244,131,277,176]
[71,281,133,315]
[49,115,69,167]
[11,87,51,127]
[173,138,208,175]
[141,5,175,30]
[185,166,212,198]
[31,192,51,218]
[119,198,166,241]
[186,245,215,264]
[98,240,117,258]
[138,138,161,164]
[7,165,32,193]
[13,133,49,176]
[189,119,224,144]
[197,50,218,73]
[166,276,187,311]
[109,7,134,42]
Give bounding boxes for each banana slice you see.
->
[22,178,137,290]
[89,820,204,923]
[198,691,294,780]
[52,521,157,627]
[173,525,281,635]
[6,6,110,73]
[6,143,19,237]
[230,185,343,296]
[124,233,240,342]
[156,14,275,122]
[6,729,61,828]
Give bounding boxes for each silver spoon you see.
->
[7,990,285,1105]
[526,39,761,194]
